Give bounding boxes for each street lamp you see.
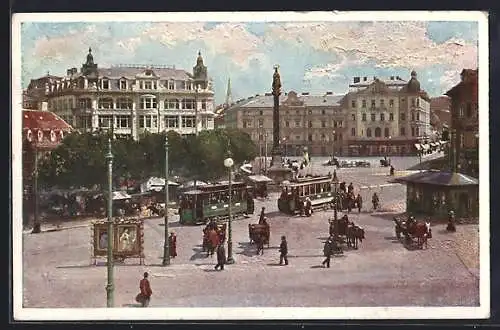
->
[223,155,235,264]
[331,130,336,160]
[105,138,114,307]
[332,175,339,222]
[162,135,170,266]
[264,132,268,173]
[31,145,41,234]
[282,137,287,158]
[387,135,392,158]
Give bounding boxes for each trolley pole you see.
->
[163,135,171,266]
[105,138,114,307]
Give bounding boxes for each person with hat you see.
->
[136,272,152,307]
[215,242,226,271]
[169,231,177,258]
[322,236,334,268]
[446,210,456,232]
[279,235,289,265]
[258,207,266,224]
[304,197,313,217]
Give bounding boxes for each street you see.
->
[22,155,479,308]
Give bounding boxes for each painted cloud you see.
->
[19,20,478,104]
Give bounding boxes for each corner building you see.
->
[341,71,431,156]
[24,49,215,139]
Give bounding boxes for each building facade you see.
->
[430,96,451,132]
[24,49,215,139]
[445,69,479,178]
[225,91,346,156]
[341,71,431,156]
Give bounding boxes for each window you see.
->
[380,113,385,121]
[351,127,356,136]
[384,127,390,138]
[296,110,300,115]
[380,99,385,107]
[411,98,415,107]
[101,79,109,90]
[120,80,127,90]
[416,113,420,121]
[201,100,207,110]
[285,121,290,127]
[98,98,113,109]
[321,133,326,140]
[165,116,179,128]
[401,113,406,121]
[321,120,326,128]
[339,133,343,141]
[257,119,263,127]
[416,127,420,136]
[295,135,300,140]
[351,114,356,121]
[400,127,406,136]
[389,99,394,107]
[466,103,472,117]
[182,116,196,128]
[362,100,366,108]
[295,120,300,127]
[460,133,465,148]
[165,99,180,109]
[140,96,157,109]
[411,112,415,121]
[459,105,464,117]
[366,128,372,137]
[351,100,356,108]
[333,121,338,128]
[371,100,376,108]
[168,80,175,90]
[186,82,193,90]
[259,110,263,116]
[375,127,382,137]
[77,115,92,129]
[322,109,326,115]
[411,127,415,137]
[117,98,133,110]
[116,115,130,128]
[371,113,376,122]
[243,120,248,128]
[362,113,367,121]
[144,81,153,89]
[98,115,113,128]
[259,134,263,141]
[333,134,338,141]
[308,121,313,128]
[416,98,420,107]
[308,134,313,142]
[389,113,394,121]
[182,99,196,110]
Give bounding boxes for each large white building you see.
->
[25,48,215,139]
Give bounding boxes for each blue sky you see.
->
[19,20,478,104]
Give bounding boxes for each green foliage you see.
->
[38,129,257,189]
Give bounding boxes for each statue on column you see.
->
[272,66,281,96]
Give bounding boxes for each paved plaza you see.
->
[22,154,480,308]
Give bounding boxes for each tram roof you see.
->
[283,176,332,187]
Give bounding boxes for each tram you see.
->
[178,182,255,225]
[278,174,334,215]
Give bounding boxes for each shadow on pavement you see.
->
[190,247,211,261]
[383,236,399,242]
[266,263,284,266]
[203,268,220,273]
[122,303,142,308]
[372,212,405,221]
[288,254,324,258]
[236,241,261,257]
[310,265,325,269]
[56,264,93,269]
[157,221,187,228]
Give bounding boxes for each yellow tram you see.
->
[278,174,334,215]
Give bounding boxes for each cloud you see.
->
[439,69,462,91]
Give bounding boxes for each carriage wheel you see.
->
[289,200,296,214]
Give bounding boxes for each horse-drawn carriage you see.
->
[248,223,270,249]
[202,221,227,256]
[179,182,254,225]
[380,157,391,167]
[393,215,432,249]
[329,215,365,249]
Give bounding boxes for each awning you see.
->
[414,144,422,151]
[112,191,132,200]
[247,175,273,183]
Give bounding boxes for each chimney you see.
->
[390,76,394,80]
[363,77,367,81]
[265,92,272,96]
[326,91,333,95]
[353,77,360,83]
[301,92,309,95]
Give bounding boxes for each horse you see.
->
[394,217,432,249]
[346,223,365,249]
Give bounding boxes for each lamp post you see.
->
[264,132,269,173]
[162,135,170,266]
[31,145,41,234]
[332,176,339,221]
[387,135,392,158]
[224,155,235,264]
[105,138,114,307]
[331,130,336,160]
[282,137,287,158]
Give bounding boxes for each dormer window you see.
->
[168,80,175,90]
[120,79,127,90]
[144,81,152,89]
[101,79,109,90]
[145,70,152,76]
[186,82,193,91]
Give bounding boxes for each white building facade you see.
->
[26,49,215,139]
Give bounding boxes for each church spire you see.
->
[225,77,233,106]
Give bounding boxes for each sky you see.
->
[19,19,479,105]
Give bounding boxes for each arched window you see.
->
[351,127,356,136]
[140,96,157,109]
[117,98,133,110]
[98,97,113,109]
[375,127,382,137]
[384,127,390,137]
[366,128,372,137]
[362,113,367,121]
[182,98,196,110]
[165,99,180,109]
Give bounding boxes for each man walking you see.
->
[215,243,226,271]
[322,237,334,268]
[136,272,152,307]
[279,235,289,266]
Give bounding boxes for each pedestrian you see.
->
[135,272,152,307]
[305,197,312,217]
[215,243,226,270]
[169,231,177,258]
[446,210,456,232]
[322,237,334,268]
[279,235,289,266]
[258,207,266,224]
